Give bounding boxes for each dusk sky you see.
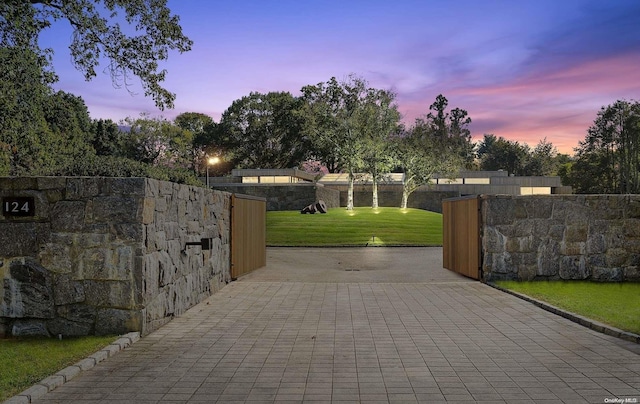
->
[41,0,640,154]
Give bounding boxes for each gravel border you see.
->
[3,332,140,404]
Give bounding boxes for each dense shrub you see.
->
[44,155,202,186]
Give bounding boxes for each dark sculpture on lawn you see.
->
[301,200,327,214]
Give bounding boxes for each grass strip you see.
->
[494,281,640,335]
[0,335,116,401]
[267,207,443,246]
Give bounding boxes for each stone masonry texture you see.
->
[0,177,231,337]
[211,183,340,211]
[211,183,457,213]
[343,189,460,213]
[481,194,640,282]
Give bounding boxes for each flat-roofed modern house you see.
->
[209,169,318,184]
[208,169,571,211]
[317,170,571,196]
[429,170,571,195]
[208,169,335,211]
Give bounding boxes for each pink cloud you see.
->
[396,52,640,154]
[464,52,640,99]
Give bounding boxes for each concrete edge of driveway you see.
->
[488,283,640,345]
[3,332,141,404]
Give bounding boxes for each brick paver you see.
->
[30,248,639,404]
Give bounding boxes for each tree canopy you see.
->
[425,94,475,167]
[0,54,200,185]
[91,118,123,157]
[394,94,468,208]
[300,77,355,175]
[356,87,401,208]
[214,91,310,170]
[569,100,640,194]
[0,47,53,175]
[477,134,530,175]
[301,76,400,209]
[477,135,562,176]
[0,0,192,109]
[121,113,193,170]
[525,138,560,176]
[174,112,216,173]
[0,45,105,175]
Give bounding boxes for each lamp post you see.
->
[206,156,220,187]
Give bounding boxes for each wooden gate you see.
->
[231,194,266,279]
[442,195,481,280]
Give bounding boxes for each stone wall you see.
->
[211,183,340,211]
[334,188,459,213]
[481,195,640,282]
[210,182,455,213]
[0,177,231,337]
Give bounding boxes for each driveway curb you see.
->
[3,332,140,404]
[488,283,640,344]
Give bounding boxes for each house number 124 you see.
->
[2,197,35,217]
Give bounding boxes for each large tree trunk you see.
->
[401,188,409,209]
[401,174,414,209]
[372,176,379,208]
[347,171,354,210]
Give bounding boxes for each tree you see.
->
[0,142,9,175]
[37,90,95,172]
[91,119,123,156]
[358,88,401,208]
[0,47,52,175]
[477,134,564,177]
[301,76,382,210]
[300,77,346,174]
[174,112,215,174]
[571,100,640,193]
[395,117,462,209]
[522,138,559,176]
[426,94,475,167]
[215,91,309,170]
[121,114,193,170]
[175,112,214,136]
[0,47,100,175]
[427,94,449,139]
[391,94,470,208]
[477,134,529,175]
[1,0,192,109]
[564,151,611,193]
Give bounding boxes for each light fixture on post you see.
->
[206,156,220,187]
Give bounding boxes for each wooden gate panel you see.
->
[231,194,266,279]
[442,196,481,280]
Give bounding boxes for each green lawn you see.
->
[0,335,116,401]
[267,207,443,246]
[494,281,640,335]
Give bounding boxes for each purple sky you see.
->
[41,0,640,154]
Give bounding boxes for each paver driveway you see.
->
[32,247,639,403]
